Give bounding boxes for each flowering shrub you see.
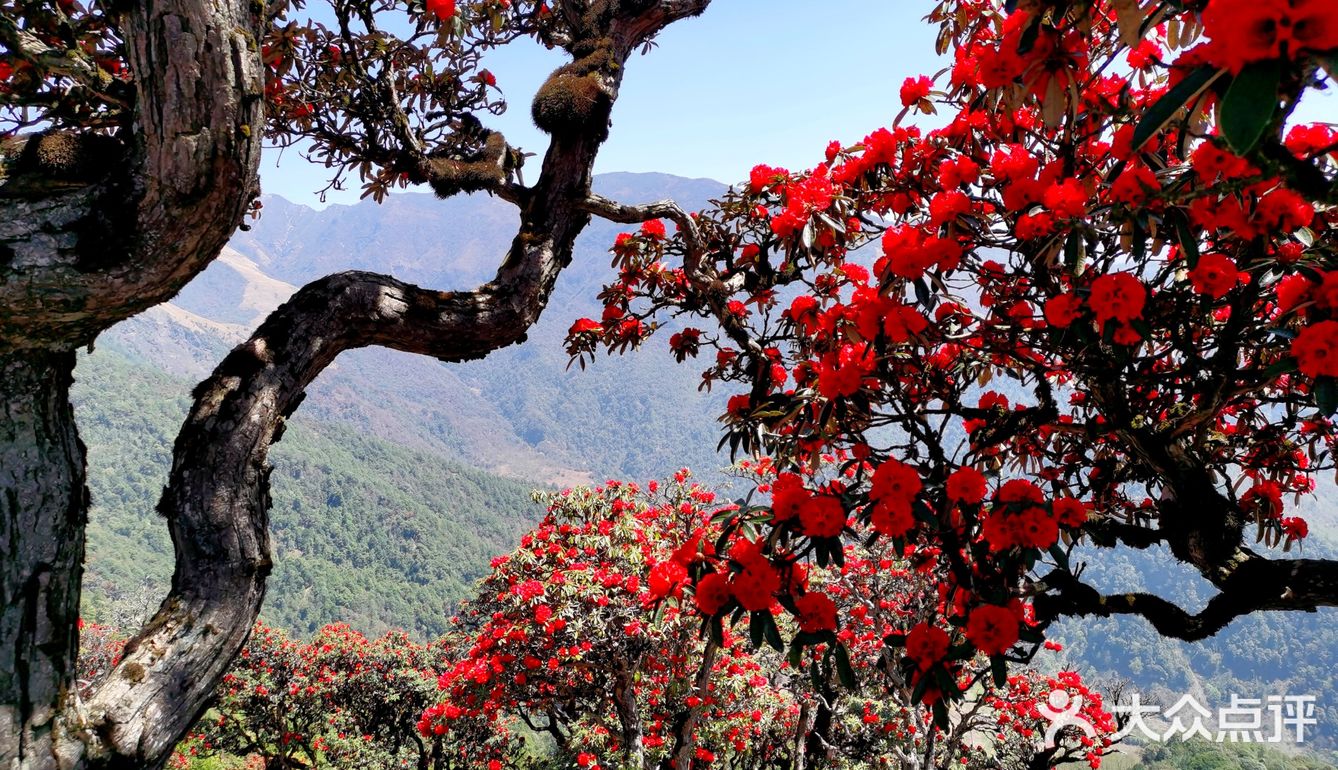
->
[418,473,1115,769]
[419,475,798,769]
[177,622,451,769]
[74,620,125,698]
[568,0,1338,726]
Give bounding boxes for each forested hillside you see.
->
[74,349,539,638]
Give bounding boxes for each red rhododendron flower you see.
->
[1243,480,1284,518]
[693,572,731,616]
[997,479,1043,505]
[1108,164,1159,207]
[1043,179,1087,219]
[1014,212,1054,241]
[816,343,874,399]
[900,75,932,107]
[1287,123,1338,160]
[1204,0,1338,72]
[870,497,916,537]
[425,0,455,21]
[1188,253,1240,300]
[729,540,781,612]
[1203,0,1289,71]
[570,318,602,335]
[749,164,786,194]
[966,604,1020,656]
[1281,516,1310,540]
[905,622,949,671]
[946,467,987,505]
[1293,0,1338,54]
[1256,188,1315,233]
[883,303,929,343]
[640,219,667,240]
[1088,273,1146,326]
[982,481,1061,551]
[1275,274,1314,315]
[647,560,688,598]
[1314,272,1338,310]
[799,495,847,538]
[769,472,809,523]
[870,458,923,504]
[928,190,972,227]
[1053,497,1088,528]
[794,592,838,633]
[726,393,751,417]
[1044,293,1083,328]
[1292,321,1338,378]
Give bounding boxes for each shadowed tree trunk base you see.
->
[0,350,86,769]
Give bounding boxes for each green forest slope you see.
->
[74,348,540,638]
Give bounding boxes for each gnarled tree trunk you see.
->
[0,352,85,768]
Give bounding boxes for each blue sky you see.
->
[262,1,941,206]
[262,1,1336,207]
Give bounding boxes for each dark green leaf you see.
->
[1316,378,1338,417]
[1262,358,1297,379]
[1064,232,1086,273]
[764,613,785,652]
[1131,65,1223,153]
[750,611,767,649]
[834,643,858,691]
[793,630,837,647]
[932,699,950,730]
[1169,208,1200,267]
[1221,59,1282,155]
[991,655,1008,688]
[1048,542,1070,571]
[911,669,931,703]
[1016,13,1043,55]
[914,277,932,308]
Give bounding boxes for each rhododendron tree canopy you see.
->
[568,0,1338,722]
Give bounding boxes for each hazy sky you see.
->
[262,1,1336,207]
[262,1,940,206]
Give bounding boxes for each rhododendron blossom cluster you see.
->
[567,0,1338,725]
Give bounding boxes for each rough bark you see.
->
[0,0,264,350]
[0,352,86,768]
[612,662,645,770]
[1,0,264,763]
[789,701,814,770]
